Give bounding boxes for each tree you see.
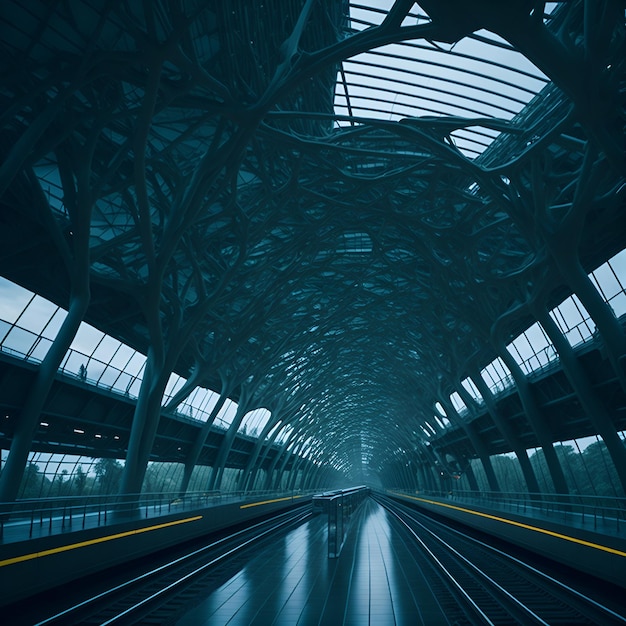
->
[582,441,622,497]
[19,463,48,499]
[73,465,87,496]
[94,458,123,495]
[53,469,70,497]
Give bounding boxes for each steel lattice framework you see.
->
[0,0,624,500]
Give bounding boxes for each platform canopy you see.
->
[0,0,624,489]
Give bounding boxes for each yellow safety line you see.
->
[394,493,626,558]
[240,495,302,509]
[0,515,203,567]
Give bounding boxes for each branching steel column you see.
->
[533,304,626,495]
[177,387,230,497]
[439,396,501,492]
[0,143,94,503]
[239,416,282,491]
[494,339,569,495]
[207,394,251,491]
[468,372,541,495]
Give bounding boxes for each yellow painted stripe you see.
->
[0,515,203,567]
[240,495,302,509]
[394,493,626,558]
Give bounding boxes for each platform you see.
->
[176,498,445,625]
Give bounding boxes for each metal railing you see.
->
[0,489,312,543]
[390,488,626,534]
[0,326,232,428]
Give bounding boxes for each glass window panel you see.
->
[239,408,272,436]
[216,399,237,428]
[175,388,217,422]
[609,291,626,317]
[525,323,550,351]
[493,356,511,379]
[549,304,568,334]
[189,387,208,410]
[0,319,13,345]
[89,334,122,363]
[3,326,38,357]
[342,2,549,153]
[482,357,511,393]
[591,263,620,301]
[481,366,496,387]
[107,343,135,369]
[83,361,105,382]
[122,351,147,376]
[97,365,123,389]
[450,392,466,413]
[164,373,185,399]
[28,337,53,362]
[41,307,67,339]
[601,251,626,316]
[197,390,221,419]
[110,371,135,395]
[461,377,482,403]
[433,415,445,429]
[125,377,142,398]
[552,295,585,329]
[536,343,555,367]
[70,324,105,356]
[607,249,626,287]
[510,334,532,362]
[62,351,88,376]
[508,323,554,375]
[549,294,595,347]
[0,278,33,323]
[176,401,197,420]
[15,295,59,334]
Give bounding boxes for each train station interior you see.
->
[0,1,625,624]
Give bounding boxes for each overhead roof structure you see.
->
[0,1,625,498]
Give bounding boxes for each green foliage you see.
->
[52,469,71,497]
[474,441,624,497]
[19,463,49,499]
[142,462,184,494]
[94,458,123,494]
[73,465,87,495]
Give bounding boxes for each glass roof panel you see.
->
[336,2,551,156]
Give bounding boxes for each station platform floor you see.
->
[176,497,445,626]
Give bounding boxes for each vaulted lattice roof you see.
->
[0,0,624,480]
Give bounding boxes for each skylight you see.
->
[335,1,552,157]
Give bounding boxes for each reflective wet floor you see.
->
[176,499,448,625]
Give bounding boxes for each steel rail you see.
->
[376,494,626,625]
[34,507,311,626]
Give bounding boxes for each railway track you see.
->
[375,494,626,625]
[26,506,311,625]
